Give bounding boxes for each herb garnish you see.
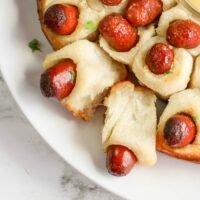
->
[28,38,41,52]
[84,21,97,32]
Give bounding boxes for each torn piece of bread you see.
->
[190,56,200,89]
[157,89,200,163]
[102,81,157,166]
[37,0,100,50]
[99,24,155,66]
[43,40,127,120]
[162,0,177,11]
[86,0,129,15]
[156,3,200,56]
[131,36,193,99]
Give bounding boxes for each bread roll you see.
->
[86,0,129,14]
[162,0,177,11]
[102,81,157,166]
[99,24,155,65]
[156,3,200,56]
[131,36,193,99]
[37,0,100,50]
[190,56,200,89]
[157,88,200,162]
[43,40,127,120]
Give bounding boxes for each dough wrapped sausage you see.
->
[157,88,200,162]
[43,40,127,120]
[102,81,157,166]
[99,24,155,65]
[156,4,200,56]
[37,0,100,50]
[131,36,193,99]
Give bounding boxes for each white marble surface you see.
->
[0,71,122,200]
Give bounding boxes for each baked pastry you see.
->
[86,0,129,14]
[190,56,200,89]
[99,23,155,65]
[41,40,127,120]
[162,0,177,11]
[156,3,200,56]
[157,88,200,162]
[102,81,157,176]
[131,36,193,99]
[37,0,100,50]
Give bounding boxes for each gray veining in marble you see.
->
[0,71,123,200]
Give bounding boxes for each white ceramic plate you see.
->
[1,1,200,199]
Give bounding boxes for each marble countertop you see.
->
[0,71,122,200]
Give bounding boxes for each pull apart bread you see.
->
[42,40,127,120]
[131,36,193,99]
[37,0,100,50]
[190,56,200,89]
[156,3,200,56]
[102,81,157,175]
[157,89,200,162]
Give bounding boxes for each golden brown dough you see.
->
[102,81,157,166]
[157,88,200,163]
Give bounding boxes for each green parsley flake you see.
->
[28,39,41,52]
[84,21,97,32]
[164,71,173,75]
[71,71,75,81]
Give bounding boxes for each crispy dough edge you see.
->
[61,66,127,121]
[157,132,200,163]
[37,0,64,50]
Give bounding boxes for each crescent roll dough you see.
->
[162,0,177,11]
[157,89,200,162]
[190,56,200,89]
[132,36,193,99]
[86,0,129,15]
[156,4,200,56]
[102,81,157,166]
[37,0,100,50]
[99,24,155,65]
[43,40,127,120]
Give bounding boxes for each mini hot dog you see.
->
[125,0,163,27]
[44,4,78,35]
[98,14,139,52]
[99,14,155,65]
[40,59,77,99]
[102,81,157,176]
[156,3,200,56]
[132,36,193,99]
[145,43,174,75]
[167,20,200,49]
